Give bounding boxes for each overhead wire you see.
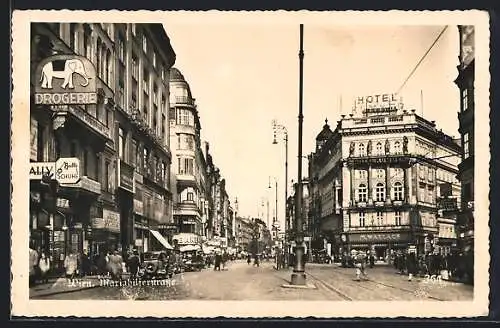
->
[396,26,449,95]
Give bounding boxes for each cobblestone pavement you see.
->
[35,261,473,301]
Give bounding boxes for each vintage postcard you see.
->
[11,10,490,317]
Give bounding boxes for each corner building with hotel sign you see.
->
[308,95,462,260]
[29,22,177,267]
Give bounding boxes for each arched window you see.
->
[375,183,385,202]
[376,142,383,155]
[358,184,367,202]
[358,143,365,156]
[394,141,402,154]
[393,182,404,201]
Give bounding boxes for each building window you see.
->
[375,183,385,202]
[358,143,365,156]
[377,212,384,226]
[393,182,404,201]
[104,160,110,191]
[394,141,402,154]
[463,132,470,159]
[376,142,383,155]
[83,26,92,60]
[187,192,194,202]
[143,147,150,173]
[177,134,181,150]
[395,211,402,225]
[153,52,157,68]
[118,127,125,160]
[461,88,469,112]
[359,212,365,227]
[95,153,100,181]
[69,23,77,52]
[83,149,88,176]
[427,186,434,204]
[118,33,125,63]
[106,49,112,86]
[359,170,367,179]
[132,53,139,80]
[143,69,149,94]
[131,24,136,36]
[161,161,166,183]
[358,184,367,202]
[36,122,44,162]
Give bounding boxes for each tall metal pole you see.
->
[291,24,306,285]
[285,133,288,233]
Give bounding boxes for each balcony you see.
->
[173,96,195,106]
[174,201,201,217]
[59,176,102,196]
[128,110,171,158]
[53,105,111,141]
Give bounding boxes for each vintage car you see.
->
[138,251,171,279]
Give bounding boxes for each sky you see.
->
[162,23,461,229]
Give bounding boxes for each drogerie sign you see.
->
[34,54,97,105]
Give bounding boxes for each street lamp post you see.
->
[272,120,288,236]
[291,24,306,286]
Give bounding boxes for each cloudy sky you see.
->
[162,21,460,228]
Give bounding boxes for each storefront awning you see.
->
[149,229,174,250]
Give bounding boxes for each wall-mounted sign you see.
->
[61,176,101,195]
[173,233,199,245]
[133,199,144,216]
[92,209,120,233]
[29,162,56,180]
[118,159,134,193]
[55,157,80,184]
[349,232,409,243]
[353,93,403,116]
[34,55,97,105]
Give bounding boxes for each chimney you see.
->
[204,141,210,156]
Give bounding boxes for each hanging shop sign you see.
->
[173,233,200,245]
[133,199,144,216]
[118,159,134,193]
[29,162,56,180]
[54,157,81,184]
[34,55,97,105]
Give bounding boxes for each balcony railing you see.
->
[174,96,195,106]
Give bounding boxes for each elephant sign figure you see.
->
[40,58,92,90]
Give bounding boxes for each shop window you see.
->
[375,183,385,202]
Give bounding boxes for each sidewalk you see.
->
[30,275,102,298]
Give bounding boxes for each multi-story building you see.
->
[308,96,461,259]
[235,216,253,253]
[169,68,205,248]
[114,24,176,253]
[29,23,176,263]
[455,25,475,255]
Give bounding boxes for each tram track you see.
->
[318,267,446,301]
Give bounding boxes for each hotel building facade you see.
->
[308,97,461,259]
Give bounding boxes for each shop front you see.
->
[347,231,412,260]
[91,207,121,257]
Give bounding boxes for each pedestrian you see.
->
[81,250,91,277]
[369,252,375,268]
[247,254,252,265]
[406,251,417,281]
[253,254,260,267]
[64,252,78,282]
[214,252,222,271]
[38,253,51,284]
[29,246,39,286]
[222,252,228,270]
[127,250,140,279]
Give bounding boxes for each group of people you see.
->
[29,247,51,286]
[392,250,474,283]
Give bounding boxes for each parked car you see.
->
[138,251,170,279]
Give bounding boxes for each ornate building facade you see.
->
[308,98,461,259]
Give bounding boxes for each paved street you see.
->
[32,260,473,301]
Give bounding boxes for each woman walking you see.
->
[38,253,51,283]
[406,251,418,281]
